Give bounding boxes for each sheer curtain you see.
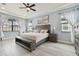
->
[64,11,75,26]
[0,17,4,39]
[63,11,76,43]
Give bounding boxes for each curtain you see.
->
[63,11,75,26]
[63,11,76,43]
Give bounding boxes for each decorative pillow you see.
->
[40,30,45,33]
[40,30,48,33]
[44,30,48,33]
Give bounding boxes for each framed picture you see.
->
[42,15,49,24]
[37,15,49,24]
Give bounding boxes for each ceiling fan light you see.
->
[27,8,30,10]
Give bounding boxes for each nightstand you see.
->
[49,33,57,42]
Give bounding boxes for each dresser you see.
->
[49,33,57,42]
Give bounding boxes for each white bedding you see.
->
[20,33,49,43]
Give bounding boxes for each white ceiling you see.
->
[0,3,78,19]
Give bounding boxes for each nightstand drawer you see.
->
[49,34,57,42]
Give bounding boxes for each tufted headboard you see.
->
[36,24,51,34]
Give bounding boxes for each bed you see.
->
[15,25,50,52]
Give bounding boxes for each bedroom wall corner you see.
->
[49,12,71,43]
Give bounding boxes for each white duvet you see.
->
[20,33,49,43]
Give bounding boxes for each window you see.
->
[60,13,72,32]
[2,22,12,32]
[27,21,33,32]
[2,20,20,32]
[62,23,71,32]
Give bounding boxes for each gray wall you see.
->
[27,12,71,42]
[49,13,71,42]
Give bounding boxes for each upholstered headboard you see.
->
[36,24,51,33]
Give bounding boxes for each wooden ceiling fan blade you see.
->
[29,4,35,7]
[27,3,29,5]
[19,7,26,9]
[30,8,36,11]
[2,3,6,5]
[21,3,36,12]
[23,3,27,7]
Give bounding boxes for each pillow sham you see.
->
[40,30,48,33]
[44,30,48,33]
[40,30,45,33]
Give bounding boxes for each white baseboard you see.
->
[58,40,74,46]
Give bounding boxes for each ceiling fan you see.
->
[1,3,6,5]
[19,3,36,12]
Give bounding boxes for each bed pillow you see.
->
[40,30,45,33]
[40,30,48,33]
[44,30,48,33]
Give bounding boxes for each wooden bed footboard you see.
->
[15,37,36,52]
[15,36,48,52]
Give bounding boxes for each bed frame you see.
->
[15,24,50,52]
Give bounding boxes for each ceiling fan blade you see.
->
[23,3,27,7]
[2,3,6,5]
[29,4,35,7]
[27,3,29,5]
[30,8,36,11]
[19,7,26,9]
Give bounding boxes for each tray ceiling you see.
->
[0,3,78,19]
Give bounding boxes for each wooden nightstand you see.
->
[49,33,57,42]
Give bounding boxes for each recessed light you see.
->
[1,7,5,9]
